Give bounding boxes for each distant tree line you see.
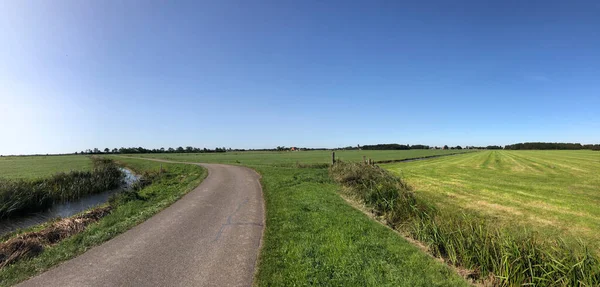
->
[361,144,432,150]
[360,144,471,150]
[75,146,334,155]
[72,142,600,155]
[504,142,600,150]
[362,144,411,150]
[77,146,230,155]
[585,144,600,151]
[486,145,504,150]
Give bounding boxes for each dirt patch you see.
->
[0,206,112,269]
[524,200,594,218]
[467,200,523,216]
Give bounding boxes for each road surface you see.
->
[19,163,264,287]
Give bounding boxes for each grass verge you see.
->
[0,158,206,286]
[330,161,600,286]
[252,165,469,286]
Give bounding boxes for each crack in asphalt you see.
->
[214,198,263,242]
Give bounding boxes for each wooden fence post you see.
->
[363,156,366,164]
[332,151,336,165]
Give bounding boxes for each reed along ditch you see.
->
[0,158,140,236]
[329,161,600,286]
[0,158,206,284]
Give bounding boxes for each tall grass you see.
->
[330,161,600,286]
[0,158,123,218]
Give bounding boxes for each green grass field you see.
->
[124,149,470,166]
[0,156,92,179]
[383,150,600,245]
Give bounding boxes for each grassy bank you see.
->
[383,150,600,245]
[252,165,468,286]
[0,156,92,180]
[0,158,207,286]
[330,161,600,286]
[0,158,123,218]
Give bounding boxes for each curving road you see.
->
[19,163,265,287]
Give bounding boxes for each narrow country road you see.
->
[19,162,265,287]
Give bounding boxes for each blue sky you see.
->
[1,0,599,155]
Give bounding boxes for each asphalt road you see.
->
[19,163,264,287]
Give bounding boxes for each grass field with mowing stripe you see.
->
[0,156,92,179]
[383,150,600,245]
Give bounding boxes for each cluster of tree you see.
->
[75,146,337,155]
[460,145,502,150]
[504,142,600,150]
[486,145,504,150]
[585,144,600,151]
[76,146,229,155]
[268,146,328,151]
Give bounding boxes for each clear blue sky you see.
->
[1,0,599,155]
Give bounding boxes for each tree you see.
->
[486,145,503,150]
[168,147,175,152]
[112,148,118,153]
[362,144,410,150]
[176,146,184,153]
[104,148,110,153]
[443,145,449,150]
[504,142,587,150]
[455,145,463,150]
[160,147,165,153]
[411,145,430,149]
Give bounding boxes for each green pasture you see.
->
[384,150,600,244]
[124,149,471,166]
[0,156,92,179]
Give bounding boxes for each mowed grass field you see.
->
[384,150,600,245]
[0,155,92,179]
[124,149,471,166]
